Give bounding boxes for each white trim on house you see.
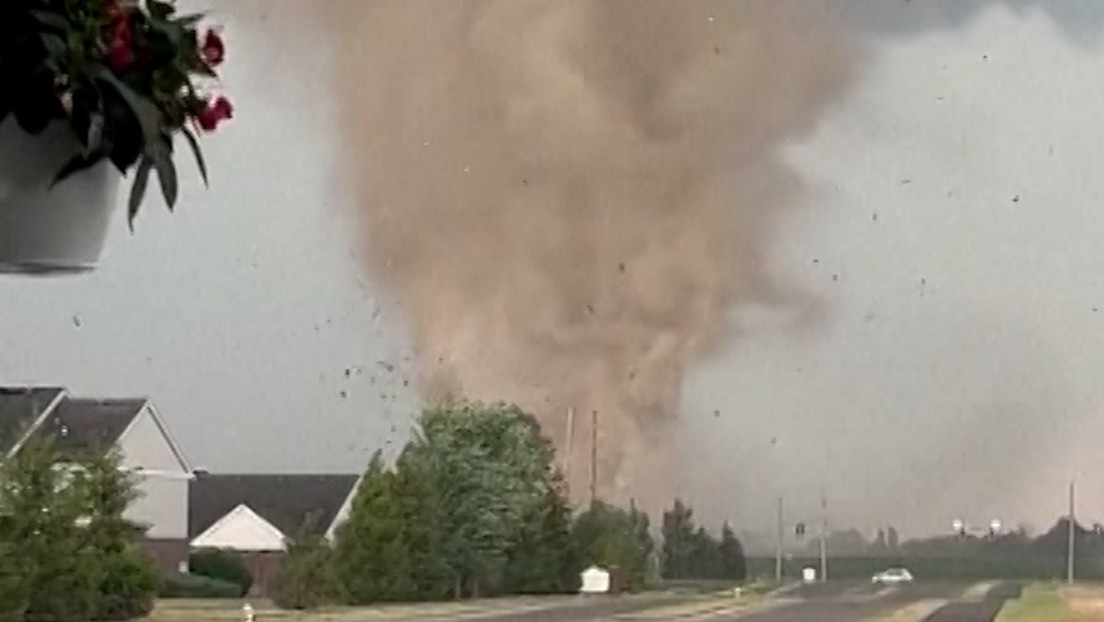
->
[190,503,288,552]
[116,400,193,474]
[5,388,67,459]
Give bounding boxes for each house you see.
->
[188,473,359,595]
[0,386,194,572]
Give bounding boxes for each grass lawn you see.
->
[147,594,586,622]
[862,599,947,622]
[995,583,1079,622]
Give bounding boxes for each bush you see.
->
[159,574,241,599]
[94,547,162,621]
[272,536,337,610]
[188,549,252,596]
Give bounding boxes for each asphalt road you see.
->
[716,581,963,622]
[470,592,701,622]
[922,583,1024,622]
[465,581,1022,622]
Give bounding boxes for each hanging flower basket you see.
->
[0,0,234,275]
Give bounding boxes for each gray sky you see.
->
[3,0,1104,537]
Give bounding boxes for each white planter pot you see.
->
[0,118,122,275]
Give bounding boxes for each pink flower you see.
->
[201,29,226,67]
[195,96,234,132]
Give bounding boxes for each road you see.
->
[455,581,1023,622]
[921,583,1023,622]
[465,582,947,622]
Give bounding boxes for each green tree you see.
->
[408,400,552,598]
[502,473,580,594]
[79,447,161,620]
[0,435,159,621]
[332,452,419,604]
[660,499,697,580]
[272,528,337,611]
[689,527,722,579]
[573,502,650,591]
[717,522,746,581]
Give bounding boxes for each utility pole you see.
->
[589,409,598,508]
[819,487,828,583]
[774,495,784,583]
[1067,479,1076,584]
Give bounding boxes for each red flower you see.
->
[105,10,134,71]
[195,96,234,131]
[107,38,135,71]
[201,29,226,67]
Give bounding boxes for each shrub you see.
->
[188,549,252,596]
[158,573,241,599]
[94,547,161,620]
[272,535,337,610]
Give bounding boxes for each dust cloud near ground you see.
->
[314,0,857,512]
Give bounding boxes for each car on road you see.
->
[871,567,914,585]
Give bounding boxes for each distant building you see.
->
[188,473,360,595]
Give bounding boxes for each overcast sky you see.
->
[3,0,1104,537]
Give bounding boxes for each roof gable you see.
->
[191,503,288,551]
[189,474,359,540]
[0,387,65,455]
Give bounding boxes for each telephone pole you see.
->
[774,495,784,583]
[819,487,828,582]
[1067,479,1076,584]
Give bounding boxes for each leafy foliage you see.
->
[0,434,160,621]
[158,573,241,599]
[0,0,233,224]
[572,501,653,591]
[294,400,753,609]
[272,529,338,611]
[188,548,252,597]
[659,499,746,582]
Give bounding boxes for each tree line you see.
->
[273,400,747,608]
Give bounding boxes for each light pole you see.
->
[770,436,783,583]
[819,487,828,582]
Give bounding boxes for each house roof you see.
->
[0,387,64,454]
[189,473,360,540]
[31,397,146,453]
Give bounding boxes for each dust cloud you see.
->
[314,0,857,513]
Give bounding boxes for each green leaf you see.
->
[180,126,209,187]
[37,33,67,58]
[90,67,161,148]
[147,0,177,21]
[28,11,70,32]
[149,139,179,209]
[128,157,154,229]
[174,13,206,28]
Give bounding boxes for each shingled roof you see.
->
[33,398,147,453]
[189,473,359,540]
[0,387,65,455]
